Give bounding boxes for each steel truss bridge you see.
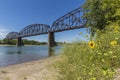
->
[5,7,87,47]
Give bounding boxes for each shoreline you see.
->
[0,44,47,46]
[0,53,120,80]
[0,57,47,68]
[0,56,60,80]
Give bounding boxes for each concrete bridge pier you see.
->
[48,32,57,47]
[16,37,24,47]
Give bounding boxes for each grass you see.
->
[55,23,120,80]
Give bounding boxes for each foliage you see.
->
[55,23,120,80]
[1,39,47,45]
[82,0,120,30]
[0,39,65,45]
[55,1,120,79]
[22,39,47,45]
[3,39,17,45]
[82,0,120,38]
[0,40,3,44]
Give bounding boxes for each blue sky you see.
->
[0,0,88,42]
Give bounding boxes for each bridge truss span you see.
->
[19,24,50,37]
[5,6,87,47]
[51,7,86,32]
[5,32,19,39]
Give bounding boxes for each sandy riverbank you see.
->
[0,56,60,80]
[0,55,120,80]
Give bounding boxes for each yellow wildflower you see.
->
[89,41,95,49]
[110,40,117,46]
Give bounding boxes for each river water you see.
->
[0,45,61,67]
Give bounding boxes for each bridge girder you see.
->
[51,7,86,32]
[5,32,19,39]
[5,7,87,39]
[19,24,50,37]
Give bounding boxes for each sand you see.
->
[0,56,60,80]
[113,68,120,80]
[0,55,120,80]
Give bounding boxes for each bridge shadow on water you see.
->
[48,47,55,57]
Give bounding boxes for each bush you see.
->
[55,23,120,80]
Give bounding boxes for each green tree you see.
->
[2,39,16,45]
[82,0,120,37]
[0,40,2,44]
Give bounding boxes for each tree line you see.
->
[0,39,47,45]
[0,39,65,45]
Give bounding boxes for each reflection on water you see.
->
[48,47,55,56]
[17,47,22,54]
[0,45,61,67]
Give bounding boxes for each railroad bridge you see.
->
[5,7,87,47]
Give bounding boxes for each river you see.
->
[0,45,61,67]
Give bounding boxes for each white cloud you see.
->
[0,27,10,39]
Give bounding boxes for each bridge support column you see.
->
[48,32,56,47]
[16,37,24,47]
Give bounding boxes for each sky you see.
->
[0,0,89,42]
